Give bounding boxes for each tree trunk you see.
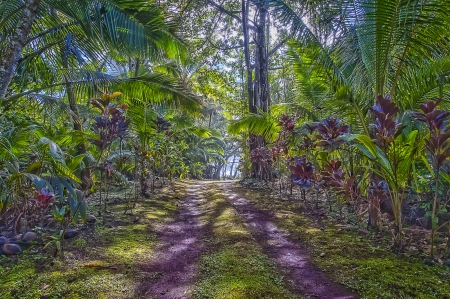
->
[62,35,92,190]
[256,3,270,114]
[0,0,41,100]
[250,1,270,177]
[229,155,237,178]
[242,0,253,113]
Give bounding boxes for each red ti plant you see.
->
[356,96,419,238]
[367,179,389,229]
[368,96,405,230]
[369,95,404,151]
[278,114,296,134]
[413,99,450,257]
[152,116,171,133]
[250,146,273,180]
[90,93,129,151]
[35,188,55,207]
[321,160,357,199]
[300,124,317,152]
[316,118,350,150]
[90,92,129,214]
[321,160,358,216]
[274,114,296,155]
[289,155,315,190]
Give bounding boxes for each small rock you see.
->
[46,220,58,229]
[320,252,326,257]
[2,243,22,255]
[1,231,14,238]
[86,214,97,223]
[19,226,31,233]
[64,229,79,239]
[134,216,140,223]
[22,232,37,242]
[10,234,22,241]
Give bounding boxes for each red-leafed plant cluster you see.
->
[35,188,55,207]
[413,99,450,167]
[90,92,129,151]
[250,146,273,179]
[321,160,357,200]
[289,155,315,190]
[316,118,350,149]
[369,95,404,149]
[413,99,450,256]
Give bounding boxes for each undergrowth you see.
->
[235,184,450,299]
[0,184,183,299]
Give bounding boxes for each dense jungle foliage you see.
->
[2,0,450,298]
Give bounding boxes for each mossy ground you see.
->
[0,183,183,299]
[192,189,298,299]
[4,180,447,299]
[234,184,450,299]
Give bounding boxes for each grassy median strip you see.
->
[193,189,298,299]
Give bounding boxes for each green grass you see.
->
[193,191,298,299]
[235,184,450,299]
[0,184,183,299]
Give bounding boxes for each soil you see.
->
[138,183,209,298]
[139,181,358,299]
[223,182,358,299]
[5,180,450,299]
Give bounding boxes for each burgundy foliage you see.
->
[289,155,315,190]
[413,99,450,167]
[90,98,129,151]
[35,188,55,207]
[277,114,296,133]
[315,118,350,149]
[152,116,171,133]
[321,160,357,199]
[369,95,404,149]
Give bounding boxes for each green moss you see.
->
[235,184,450,299]
[0,185,183,299]
[193,188,298,299]
[194,247,294,299]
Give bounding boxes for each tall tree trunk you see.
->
[257,3,270,113]
[250,1,270,177]
[242,0,254,113]
[0,0,41,100]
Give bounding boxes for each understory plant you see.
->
[413,99,450,257]
[355,96,419,245]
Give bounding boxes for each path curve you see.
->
[221,181,359,299]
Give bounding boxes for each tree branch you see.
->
[268,38,289,57]
[207,0,256,32]
[205,34,255,51]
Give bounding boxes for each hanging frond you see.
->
[228,112,279,143]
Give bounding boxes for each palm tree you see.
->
[0,0,184,99]
[0,0,201,188]
[269,0,450,122]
